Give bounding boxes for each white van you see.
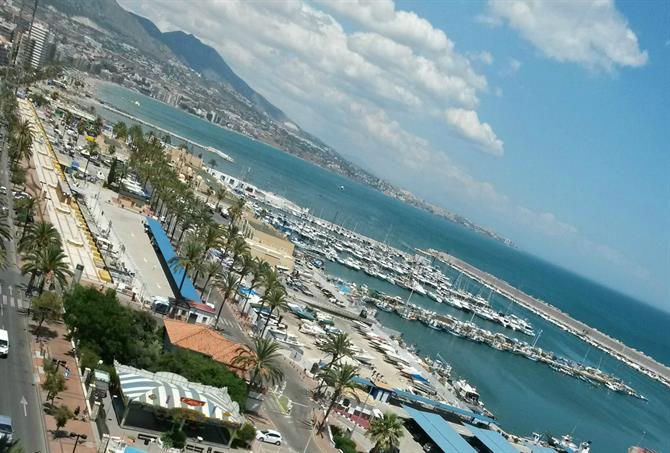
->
[0,329,9,357]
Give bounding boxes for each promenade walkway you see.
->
[33,320,97,453]
[18,99,109,284]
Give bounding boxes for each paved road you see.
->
[0,276,48,452]
[212,300,318,453]
[0,131,48,451]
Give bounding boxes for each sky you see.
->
[117,0,670,309]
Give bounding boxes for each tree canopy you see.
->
[62,286,247,406]
[62,285,160,368]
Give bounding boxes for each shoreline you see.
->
[91,79,517,249]
[422,248,670,387]
[88,81,670,390]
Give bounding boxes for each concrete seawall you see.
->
[421,248,670,387]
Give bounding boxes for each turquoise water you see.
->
[97,83,670,451]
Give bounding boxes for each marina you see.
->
[258,201,669,393]
[422,249,670,387]
[94,83,670,452]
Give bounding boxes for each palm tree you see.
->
[192,223,226,284]
[21,243,72,294]
[316,333,355,393]
[16,196,35,237]
[221,224,240,260]
[19,220,59,253]
[0,215,11,243]
[258,267,284,311]
[83,140,98,175]
[113,121,128,140]
[127,124,144,145]
[200,260,222,294]
[243,257,269,307]
[367,412,405,453]
[261,266,281,290]
[168,236,204,292]
[318,364,361,431]
[214,187,227,210]
[232,336,284,392]
[261,287,288,335]
[213,271,239,327]
[234,252,254,288]
[204,187,214,205]
[228,235,250,271]
[227,197,246,225]
[9,119,32,163]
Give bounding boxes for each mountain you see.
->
[40,0,171,59]
[131,13,289,122]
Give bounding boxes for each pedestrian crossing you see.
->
[219,318,234,328]
[0,285,26,310]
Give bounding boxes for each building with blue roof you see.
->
[145,216,201,302]
[466,424,519,453]
[402,405,477,453]
[393,388,495,424]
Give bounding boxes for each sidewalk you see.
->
[33,320,97,453]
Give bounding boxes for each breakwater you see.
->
[421,248,670,387]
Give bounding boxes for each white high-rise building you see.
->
[26,22,53,69]
[14,21,54,69]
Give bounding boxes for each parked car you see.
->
[0,186,6,195]
[13,191,31,201]
[256,429,282,446]
[0,414,12,441]
[0,328,9,357]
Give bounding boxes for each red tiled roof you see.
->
[186,300,216,314]
[163,319,247,370]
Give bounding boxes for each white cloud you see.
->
[485,0,648,71]
[115,0,646,289]
[444,108,504,155]
[508,58,521,73]
[469,51,494,65]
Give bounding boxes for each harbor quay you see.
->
[421,248,670,387]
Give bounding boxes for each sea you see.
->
[96,82,670,452]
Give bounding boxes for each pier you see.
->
[420,248,670,386]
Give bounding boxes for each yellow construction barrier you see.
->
[28,101,111,282]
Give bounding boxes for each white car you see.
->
[0,329,9,357]
[256,429,282,446]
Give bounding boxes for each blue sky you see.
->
[121,0,669,309]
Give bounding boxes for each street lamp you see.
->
[349,372,378,440]
[69,432,88,453]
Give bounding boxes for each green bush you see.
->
[160,424,187,449]
[333,430,359,453]
[235,422,257,446]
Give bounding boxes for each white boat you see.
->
[454,379,480,404]
[355,353,375,365]
[207,146,235,163]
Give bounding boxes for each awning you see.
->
[145,217,201,302]
[116,362,243,426]
[403,405,476,453]
[239,287,258,296]
[393,389,494,424]
[526,445,559,453]
[466,424,518,453]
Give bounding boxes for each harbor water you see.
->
[96,83,670,451]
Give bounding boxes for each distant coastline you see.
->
[91,79,516,249]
